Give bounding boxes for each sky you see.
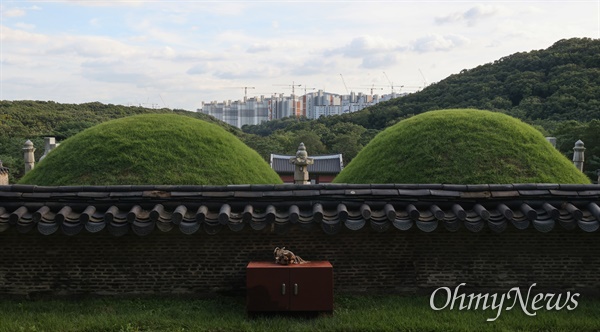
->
[1,1,599,111]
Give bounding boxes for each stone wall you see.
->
[0,225,599,298]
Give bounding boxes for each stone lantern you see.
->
[289,143,314,185]
[23,140,35,174]
[573,140,585,172]
[0,160,9,185]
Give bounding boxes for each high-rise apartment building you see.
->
[200,90,403,128]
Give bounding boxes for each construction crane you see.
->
[273,82,302,96]
[221,86,256,99]
[237,86,256,98]
[381,73,423,94]
[361,84,384,96]
[419,68,428,89]
[339,74,349,94]
[273,82,303,117]
[383,71,397,94]
[302,86,317,95]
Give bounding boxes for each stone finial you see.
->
[23,139,36,174]
[0,160,9,185]
[545,137,556,148]
[289,142,314,185]
[573,140,585,172]
[40,137,57,161]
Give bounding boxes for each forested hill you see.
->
[0,100,240,139]
[0,101,244,182]
[240,37,600,182]
[331,37,600,129]
[243,37,599,135]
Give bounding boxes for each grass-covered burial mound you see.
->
[19,114,283,185]
[334,109,590,184]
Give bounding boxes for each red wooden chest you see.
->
[246,261,333,313]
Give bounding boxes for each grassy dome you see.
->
[19,114,282,185]
[334,109,590,184]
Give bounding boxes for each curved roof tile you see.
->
[0,184,598,236]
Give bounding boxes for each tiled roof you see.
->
[270,154,343,174]
[0,184,599,236]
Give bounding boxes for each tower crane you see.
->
[237,86,256,98]
[339,74,349,94]
[361,84,384,96]
[302,86,317,95]
[221,86,256,99]
[273,81,302,96]
[419,68,428,89]
[383,71,397,94]
[273,82,303,117]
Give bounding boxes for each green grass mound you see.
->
[19,114,282,185]
[334,109,590,184]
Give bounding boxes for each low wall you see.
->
[0,225,599,297]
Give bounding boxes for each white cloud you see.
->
[411,34,470,53]
[361,54,398,69]
[1,1,597,111]
[0,25,48,44]
[187,63,212,76]
[175,50,222,62]
[82,69,150,85]
[89,18,101,27]
[322,35,406,69]
[291,59,338,76]
[435,4,501,26]
[247,43,272,54]
[2,8,26,18]
[330,35,404,58]
[206,62,283,80]
[152,46,176,59]
[14,22,36,30]
[60,0,144,7]
[1,4,42,18]
[49,36,139,59]
[128,19,188,45]
[246,40,303,54]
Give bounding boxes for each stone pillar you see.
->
[289,143,314,185]
[545,137,556,148]
[573,140,585,172]
[40,137,57,161]
[0,160,9,185]
[23,139,35,174]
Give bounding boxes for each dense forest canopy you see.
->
[1,38,599,183]
[327,37,600,129]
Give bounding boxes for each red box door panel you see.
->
[246,265,290,311]
[289,266,333,311]
[246,261,333,313]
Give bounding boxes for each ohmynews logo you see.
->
[430,283,579,322]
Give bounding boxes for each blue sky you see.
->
[1,1,599,111]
